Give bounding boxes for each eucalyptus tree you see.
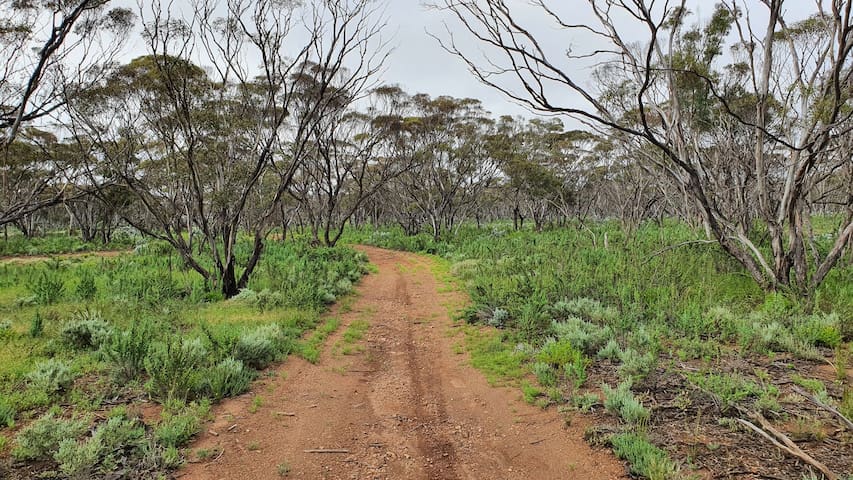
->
[0,0,134,227]
[69,0,388,296]
[437,0,853,295]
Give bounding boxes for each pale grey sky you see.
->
[114,0,818,120]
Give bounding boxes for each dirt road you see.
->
[180,246,625,480]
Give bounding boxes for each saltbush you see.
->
[602,380,649,425]
[12,412,88,460]
[234,324,289,370]
[204,357,254,400]
[155,401,210,448]
[60,311,112,349]
[27,358,76,395]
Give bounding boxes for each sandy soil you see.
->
[179,246,626,480]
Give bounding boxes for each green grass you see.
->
[0,234,369,477]
[298,317,342,363]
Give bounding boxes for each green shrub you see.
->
[537,338,582,366]
[597,339,622,361]
[54,415,146,478]
[551,297,618,324]
[145,337,207,402]
[793,313,842,348]
[60,311,112,349]
[75,270,97,301]
[155,401,210,448]
[30,271,65,305]
[571,392,601,412]
[688,372,759,412]
[550,317,613,355]
[610,432,677,480]
[0,319,13,341]
[12,412,88,460]
[234,324,289,370]
[29,311,44,338]
[531,362,557,387]
[205,357,254,400]
[255,289,286,312]
[563,354,590,389]
[602,380,649,425]
[0,397,15,428]
[618,348,657,381]
[100,320,154,383]
[27,358,76,394]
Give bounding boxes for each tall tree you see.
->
[437,0,853,296]
[69,0,388,296]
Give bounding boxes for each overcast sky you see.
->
[115,1,819,121]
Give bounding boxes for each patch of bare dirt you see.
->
[179,246,625,480]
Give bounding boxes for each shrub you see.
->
[54,415,146,478]
[155,401,210,448]
[234,324,289,370]
[145,337,207,401]
[60,311,112,350]
[563,354,591,389]
[602,380,649,425]
[29,311,44,338]
[488,307,509,328]
[688,373,759,412]
[793,313,842,348]
[204,358,254,400]
[550,317,614,355]
[0,319,13,341]
[618,348,657,381]
[537,338,583,366]
[12,412,88,460]
[551,297,618,324]
[255,289,286,312]
[28,358,76,395]
[531,362,557,387]
[0,397,15,428]
[597,339,622,361]
[30,271,65,305]
[571,393,600,412]
[610,432,677,480]
[75,271,97,301]
[99,320,153,383]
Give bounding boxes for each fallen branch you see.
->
[304,449,350,454]
[736,413,838,480]
[791,385,853,432]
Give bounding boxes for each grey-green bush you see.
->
[205,358,254,400]
[145,338,207,401]
[99,320,153,383]
[234,324,287,370]
[28,358,76,394]
[60,311,112,350]
[54,415,146,478]
[12,412,88,460]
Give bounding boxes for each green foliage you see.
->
[617,348,657,381]
[537,338,582,366]
[155,401,210,448]
[55,414,146,478]
[29,311,44,338]
[550,316,614,355]
[531,362,557,387]
[0,396,15,428]
[602,380,649,425]
[204,358,254,401]
[27,358,76,395]
[688,372,759,412]
[571,392,601,412]
[99,319,154,383]
[234,324,290,369]
[597,339,622,361]
[12,412,88,460]
[610,432,677,480]
[145,337,208,401]
[75,270,98,301]
[29,270,65,305]
[60,311,112,349]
